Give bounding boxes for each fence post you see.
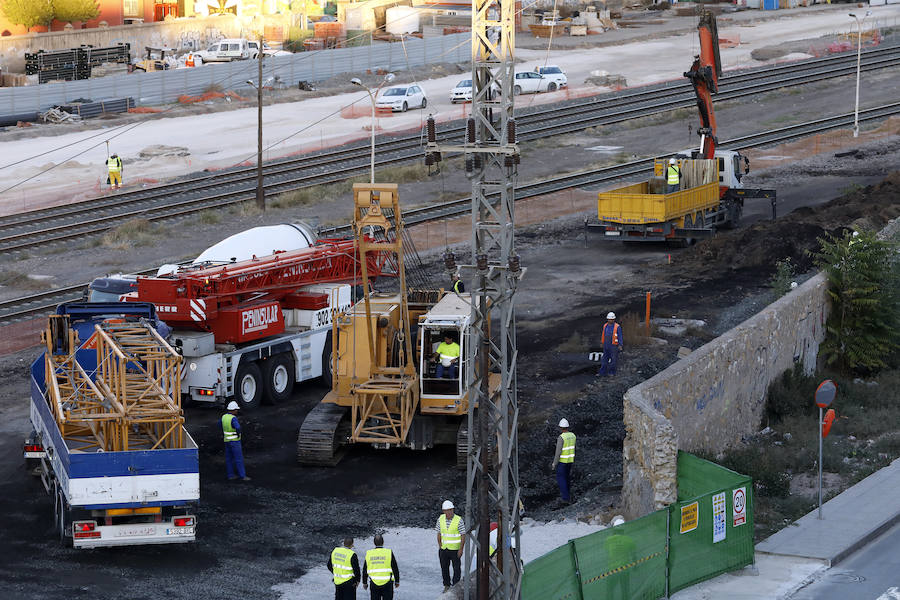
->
[569,540,586,600]
[665,506,671,599]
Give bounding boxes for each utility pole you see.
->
[426,0,523,596]
[256,33,265,211]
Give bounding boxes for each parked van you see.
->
[197,39,251,62]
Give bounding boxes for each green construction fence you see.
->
[522,452,754,599]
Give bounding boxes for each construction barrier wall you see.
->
[521,452,753,600]
[0,32,470,115]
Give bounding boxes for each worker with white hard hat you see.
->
[598,312,624,377]
[666,157,681,194]
[222,400,250,481]
[436,499,465,592]
[605,516,636,598]
[552,418,576,504]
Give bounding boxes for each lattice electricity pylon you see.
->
[425,0,523,596]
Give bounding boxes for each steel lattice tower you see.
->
[427,0,522,596]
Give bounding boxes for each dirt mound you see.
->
[670,171,900,279]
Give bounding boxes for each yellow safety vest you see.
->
[331,546,355,585]
[437,342,460,362]
[560,431,576,463]
[666,164,680,185]
[453,279,463,293]
[107,156,122,173]
[365,548,393,586]
[439,514,462,550]
[221,414,240,442]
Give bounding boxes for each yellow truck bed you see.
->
[598,179,721,225]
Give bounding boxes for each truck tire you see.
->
[263,354,294,405]
[55,483,71,546]
[234,361,263,410]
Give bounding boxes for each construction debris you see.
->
[38,107,82,124]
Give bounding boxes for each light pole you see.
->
[246,35,265,211]
[849,10,872,138]
[351,73,395,184]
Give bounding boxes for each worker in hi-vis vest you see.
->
[552,418,576,503]
[451,273,465,294]
[598,312,624,376]
[328,537,361,600]
[221,401,250,481]
[362,534,400,600]
[107,153,123,189]
[437,500,464,592]
[666,157,681,194]
[433,332,460,379]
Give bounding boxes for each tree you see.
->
[1,0,54,30]
[52,0,99,24]
[814,230,900,374]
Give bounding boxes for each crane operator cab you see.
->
[418,293,473,412]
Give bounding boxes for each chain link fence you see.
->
[0,32,470,115]
[522,452,754,599]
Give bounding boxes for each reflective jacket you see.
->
[439,514,462,550]
[601,322,621,347]
[107,156,122,173]
[666,164,680,185]
[331,546,356,585]
[222,414,240,442]
[365,548,393,586]
[559,431,576,464]
[437,341,460,362]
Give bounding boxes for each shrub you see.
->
[769,257,795,298]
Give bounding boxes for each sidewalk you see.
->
[673,458,900,599]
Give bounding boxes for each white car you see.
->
[375,85,428,112]
[248,40,292,59]
[449,79,501,103]
[534,65,567,90]
[513,71,551,95]
[450,79,474,103]
[197,39,251,62]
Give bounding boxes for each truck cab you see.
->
[675,149,750,191]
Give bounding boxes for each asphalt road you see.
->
[788,520,900,600]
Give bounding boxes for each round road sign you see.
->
[815,379,837,408]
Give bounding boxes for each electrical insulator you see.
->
[443,252,457,271]
[426,116,436,143]
[514,153,520,165]
[508,255,521,273]
[474,154,483,171]
[476,254,489,271]
[466,157,474,174]
[466,118,476,144]
[508,119,516,144]
[504,156,513,167]
[425,153,434,166]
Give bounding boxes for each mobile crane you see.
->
[125,235,392,409]
[592,11,775,243]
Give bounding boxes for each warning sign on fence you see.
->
[680,501,698,534]
[733,487,747,527]
[712,492,726,543]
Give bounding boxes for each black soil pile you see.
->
[669,171,900,280]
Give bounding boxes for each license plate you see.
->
[605,231,621,236]
[166,527,194,536]
[116,526,157,537]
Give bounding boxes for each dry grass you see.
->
[555,331,587,353]
[619,312,653,347]
[270,176,370,209]
[101,218,161,249]
[0,270,53,291]
[377,164,429,183]
[196,209,223,225]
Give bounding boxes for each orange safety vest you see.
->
[601,322,621,346]
[185,54,195,67]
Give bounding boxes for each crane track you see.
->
[2,102,898,326]
[0,43,898,255]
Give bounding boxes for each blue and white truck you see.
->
[25,302,199,548]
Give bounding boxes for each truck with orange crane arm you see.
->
[592,11,776,243]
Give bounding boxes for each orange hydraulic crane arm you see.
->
[684,11,723,159]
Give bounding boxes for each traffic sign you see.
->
[815,379,837,408]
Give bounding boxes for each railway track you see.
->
[2,102,898,325]
[0,43,898,255]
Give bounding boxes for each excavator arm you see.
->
[684,11,722,159]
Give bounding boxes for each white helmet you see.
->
[558,418,569,428]
[442,500,455,510]
[669,158,676,165]
[607,312,616,320]
[611,516,626,527]
[226,401,240,411]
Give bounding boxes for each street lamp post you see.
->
[849,11,872,138]
[351,73,395,184]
